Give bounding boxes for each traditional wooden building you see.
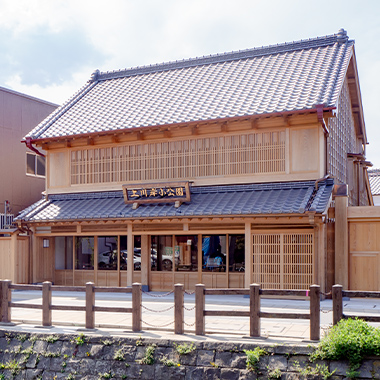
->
[15,29,371,291]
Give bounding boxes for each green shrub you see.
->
[311,318,380,374]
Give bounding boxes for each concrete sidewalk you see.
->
[2,290,380,344]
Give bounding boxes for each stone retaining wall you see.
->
[0,329,378,379]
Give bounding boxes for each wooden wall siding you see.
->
[150,272,174,291]
[0,236,29,283]
[174,272,198,290]
[33,237,55,283]
[252,232,314,290]
[0,238,12,280]
[70,131,286,185]
[201,273,228,288]
[328,78,357,194]
[228,273,245,288]
[349,220,380,291]
[14,237,29,284]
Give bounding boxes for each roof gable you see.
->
[25,29,354,141]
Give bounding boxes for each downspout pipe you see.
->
[316,104,330,176]
[24,137,45,157]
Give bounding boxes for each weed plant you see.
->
[243,347,268,372]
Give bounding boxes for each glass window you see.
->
[175,235,198,271]
[120,236,142,271]
[202,235,226,272]
[228,235,245,272]
[26,152,45,177]
[98,236,118,270]
[55,237,73,270]
[75,237,94,270]
[151,235,173,271]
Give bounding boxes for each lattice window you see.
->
[70,131,286,185]
[252,232,313,289]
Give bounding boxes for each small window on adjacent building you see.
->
[26,152,45,177]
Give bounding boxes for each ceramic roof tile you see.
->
[25,30,353,141]
[368,169,380,195]
[16,179,334,223]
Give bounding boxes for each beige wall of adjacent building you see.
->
[0,86,58,215]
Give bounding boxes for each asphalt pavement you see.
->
[2,290,380,345]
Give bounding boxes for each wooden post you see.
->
[86,282,95,329]
[332,284,343,325]
[174,283,184,334]
[132,283,142,332]
[335,195,348,289]
[195,284,205,335]
[0,281,2,322]
[42,281,52,327]
[309,284,320,341]
[1,280,11,323]
[244,222,253,288]
[250,283,260,337]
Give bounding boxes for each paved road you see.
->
[2,290,380,344]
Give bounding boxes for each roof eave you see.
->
[25,106,336,146]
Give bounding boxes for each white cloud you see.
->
[0,0,380,166]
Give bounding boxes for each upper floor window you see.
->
[26,152,45,177]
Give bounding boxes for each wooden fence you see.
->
[332,284,380,324]
[0,280,323,340]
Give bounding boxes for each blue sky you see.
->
[1,0,380,167]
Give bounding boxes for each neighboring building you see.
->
[368,169,380,205]
[14,29,371,291]
[0,86,58,220]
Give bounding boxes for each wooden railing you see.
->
[0,280,141,331]
[194,284,320,340]
[1,280,351,341]
[332,284,380,324]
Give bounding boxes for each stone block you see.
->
[94,359,111,374]
[230,352,247,369]
[179,351,197,366]
[155,364,186,379]
[196,349,215,366]
[330,360,350,376]
[33,340,48,354]
[267,355,287,371]
[220,368,240,380]
[215,351,233,367]
[185,366,204,380]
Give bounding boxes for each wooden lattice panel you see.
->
[253,232,313,289]
[252,234,281,289]
[70,131,286,185]
[328,78,356,186]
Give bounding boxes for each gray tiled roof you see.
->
[25,30,353,141]
[368,169,380,195]
[16,179,334,223]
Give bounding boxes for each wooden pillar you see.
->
[127,224,133,287]
[244,222,253,288]
[332,284,343,325]
[11,232,17,283]
[31,227,38,283]
[132,283,142,332]
[310,284,320,341]
[250,283,260,337]
[335,195,348,289]
[1,280,11,323]
[86,282,95,329]
[140,235,149,290]
[195,284,205,335]
[174,283,184,334]
[315,222,326,294]
[42,281,52,327]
